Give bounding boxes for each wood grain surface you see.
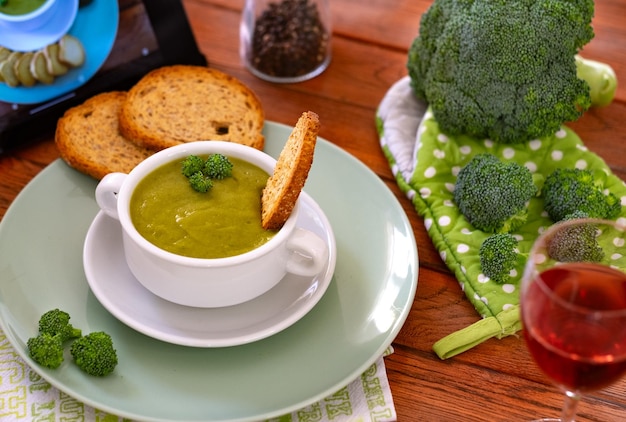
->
[1,1,625,420]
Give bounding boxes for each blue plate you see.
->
[0,0,118,105]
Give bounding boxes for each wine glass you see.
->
[520,217,626,422]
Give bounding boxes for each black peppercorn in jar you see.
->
[240,0,332,83]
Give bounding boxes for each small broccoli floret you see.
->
[407,0,599,143]
[479,233,521,284]
[543,168,621,223]
[181,155,206,178]
[182,154,234,192]
[188,171,214,193]
[70,331,118,377]
[27,333,64,369]
[37,308,82,343]
[454,153,537,233]
[204,153,234,179]
[27,310,118,376]
[546,218,604,263]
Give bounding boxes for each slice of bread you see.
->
[261,111,319,230]
[55,91,156,180]
[119,65,265,151]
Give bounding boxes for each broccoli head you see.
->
[546,218,604,263]
[542,168,622,222]
[181,155,206,178]
[70,331,118,377]
[479,233,520,284]
[188,171,214,193]
[27,333,64,369]
[407,0,596,144]
[182,153,234,192]
[204,153,234,179]
[454,153,537,233]
[37,308,82,343]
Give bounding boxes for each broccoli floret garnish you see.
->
[181,154,234,192]
[546,217,604,263]
[27,333,64,369]
[542,168,621,223]
[26,309,118,376]
[479,233,521,284]
[37,308,82,343]
[181,155,206,178]
[26,309,82,369]
[70,331,118,377]
[204,153,234,179]
[406,0,611,144]
[454,153,537,233]
[188,171,214,193]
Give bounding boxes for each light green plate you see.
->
[0,122,418,421]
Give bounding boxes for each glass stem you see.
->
[560,390,581,422]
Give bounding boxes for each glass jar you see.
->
[240,0,332,83]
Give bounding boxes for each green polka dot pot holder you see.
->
[376,76,626,359]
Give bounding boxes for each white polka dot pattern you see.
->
[377,77,626,326]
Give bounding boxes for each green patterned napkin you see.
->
[0,328,395,421]
[377,77,626,359]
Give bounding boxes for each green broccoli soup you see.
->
[0,0,47,15]
[130,156,277,259]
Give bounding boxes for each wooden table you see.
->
[2,1,626,420]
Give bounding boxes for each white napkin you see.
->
[0,329,396,421]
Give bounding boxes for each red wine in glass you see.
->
[523,262,626,393]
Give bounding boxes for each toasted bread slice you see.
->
[261,111,319,230]
[119,65,265,151]
[30,50,55,84]
[0,52,22,87]
[55,91,156,180]
[14,52,36,87]
[58,34,85,67]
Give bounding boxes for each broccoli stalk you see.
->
[454,153,537,233]
[407,0,604,144]
[542,168,621,223]
[70,332,118,377]
[479,233,523,284]
[576,55,618,108]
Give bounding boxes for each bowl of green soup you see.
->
[0,0,78,49]
[94,141,330,308]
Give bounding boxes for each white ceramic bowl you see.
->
[0,0,57,28]
[95,141,329,308]
[0,0,78,52]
